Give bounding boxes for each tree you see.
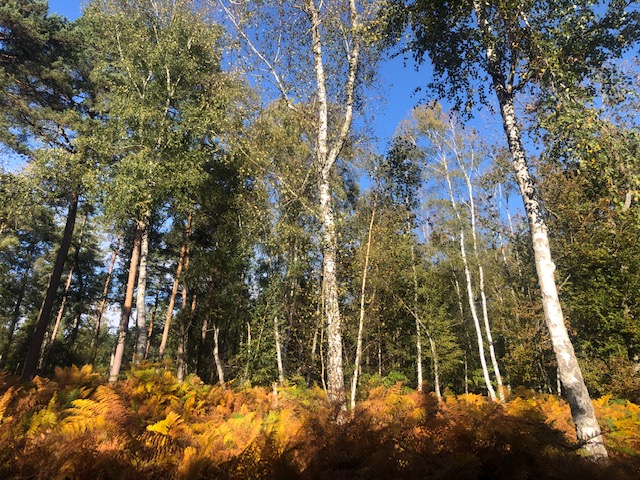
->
[1,0,95,381]
[219,0,384,407]
[81,0,243,380]
[398,0,640,458]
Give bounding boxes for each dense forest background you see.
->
[1,0,640,474]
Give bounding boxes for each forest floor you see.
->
[1,364,639,479]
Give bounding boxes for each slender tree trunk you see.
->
[242,321,251,381]
[464,353,469,394]
[176,312,186,381]
[39,263,74,372]
[109,219,143,382]
[472,0,606,457]
[442,157,496,400]
[133,214,150,364]
[274,315,285,385]
[460,232,497,400]
[409,244,423,393]
[176,236,192,381]
[351,200,376,409]
[213,325,225,388]
[427,331,442,401]
[159,213,191,359]
[22,194,78,381]
[91,234,121,363]
[197,310,209,378]
[318,169,345,406]
[459,162,505,401]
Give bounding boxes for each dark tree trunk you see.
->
[22,194,78,381]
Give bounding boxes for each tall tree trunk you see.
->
[306,0,360,409]
[176,235,192,381]
[458,160,505,401]
[460,232,497,400]
[409,244,423,393]
[427,330,442,401]
[274,315,285,385]
[134,214,150,364]
[442,157,496,400]
[159,213,191,360]
[90,234,121,364]
[109,219,143,382]
[318,171,345,406]
[501,92,606,457]
[213,325,225,388]
[22,194,78,381]
[39,263,74,372]
[351,200,376,409]
[472,0,607,457]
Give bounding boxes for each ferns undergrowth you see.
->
[0,364,639,479]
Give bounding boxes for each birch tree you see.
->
[218,0,384,406]
[399,0,640,458]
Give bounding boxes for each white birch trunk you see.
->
[472,0,607,457]
[409,239,423,393]
[458,159,505,400]
[134,215,150,364]
[350,201,376,409]
[442,154,496,400]
[306,0,361,409]
[427,331,441,401]
[213,325,225,388]
[274,315,285,385]
[460,231,497,400]
[91,234,120,363]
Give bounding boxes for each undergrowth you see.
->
[0,364,639,479]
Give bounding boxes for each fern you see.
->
[26,396,57,439]
[0,386,17,423]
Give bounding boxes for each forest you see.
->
[0,0,639,477]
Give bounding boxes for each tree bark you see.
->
[90,234,121,364]
[409,244,423,393]
[213,325,225,388]
[109,219,143,382]
[460,231,497,400]
[274,315,285,385]
[145,286,160,360]
[176,233,192,381]
[441,154,496,400]
[458,158,505,401]
[427,331,442,401]
[22,194,78,381]
[158,213,191,360]
[306,0,361,409]
[39,263,74,372]
[350,200,376,409]
[134,214,150,364]
[472,0,607,457]
[500,93,606,457]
